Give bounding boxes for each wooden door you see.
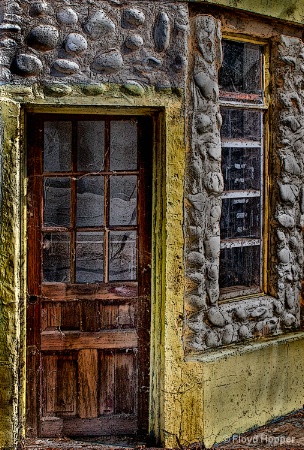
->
[26,114,152,438]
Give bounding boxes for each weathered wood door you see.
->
[26,114,152,438]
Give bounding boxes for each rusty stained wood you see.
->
[41,330,138,351]
[27,114,152,437]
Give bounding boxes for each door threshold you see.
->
[24,437,147,450]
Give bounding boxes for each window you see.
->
[218,39,266,299]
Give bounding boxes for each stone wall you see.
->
[184,15,304,353]
[0,0,188,91]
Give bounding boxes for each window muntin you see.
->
[219,40,265,299]
[42,117,139,284]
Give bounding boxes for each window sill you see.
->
[185,330,304,363]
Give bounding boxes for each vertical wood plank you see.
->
[61,301,80,330]
[115,351,137,414]
[43,355,57,415]
[82,300,100,332]
[99,351,115,415]
[100,303,118,329]
[56,355,76,414]
[78,349,98,418]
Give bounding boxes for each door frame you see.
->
[24,106,164,442]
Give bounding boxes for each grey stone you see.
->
[44,84,72,97]
[57,7,78,25]
[207,264,218,281]
[188,226,202,238]
[122,81,145,96]
[154,12,170,52]
[283,116,301,131]
[84,10,115,40]
[235,307,248,321]
[188,193,205,211]
[187,295,207,309]
[29,2,48,17]
[172,55,187,72]
[278,213,295,228]
[92,50,123,74]
[65,33,88,54]
[285,285,295,309]
[145,56,162,67]
[278,182,299,204]
[53,59,80,75]
[204,237,220,259]
[289,236,298,249]
[301,186,304,214]
[0,23,21,32]
[273,299,284,315]
[282,155,301,175]
[125,35,143,51]
[206,287,219,304]
[122,9,145,28]
[196,113,211,134]
[239,324,251,340]
[278,247,291,264]
[206,143,221,161]
[14,54,43,76]
[251,307,267,318]
[208,307,225,327]
[194,72,218,100]
[210,205,221,223]
[187,251,204,266]
[205,172,224,194]
[282,312,296,327]
[188,272,204,285]
[81,84,106,96]
[205,330,219,348]
[222,324,234,345]
[0,39,17,67]
[28,25,59,51]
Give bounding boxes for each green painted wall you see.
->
[190,0,304,24]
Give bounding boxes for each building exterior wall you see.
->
[0,1,304,449]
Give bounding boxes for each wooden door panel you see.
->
[27,114,152,438]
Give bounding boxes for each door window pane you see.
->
[109,176,137,226]
[77,176,104,227]
[43,232,70,282]
[44,122,72,172]
[109,231,137,281]
[110,121,137,171]
[44,177,71,227]
[76,232,104,283]
[77,121,105,172]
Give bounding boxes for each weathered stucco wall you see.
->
[191,0,304,25]
[0,98,22,449]
[1,1,304,449]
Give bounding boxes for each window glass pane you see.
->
[221,197,260,239]
[219,40,263,96]
[110,121,137,171]
[77,121,105,171]
[76,232,104,283]
[109,176,137,226]
[77,176,104,227]
[219,246,260,289]
[44,122,72,172]
[221,109,261,141]
[43,232,70,282]
[222,147,261,191]
[44,177,71,227]
[109,231,137,281]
